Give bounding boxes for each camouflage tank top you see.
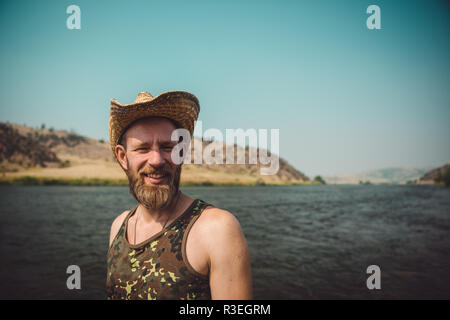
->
[106,199,212,300]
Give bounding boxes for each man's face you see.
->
[116,117,182,210]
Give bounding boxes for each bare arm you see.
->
[203,209,253,299]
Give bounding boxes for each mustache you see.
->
[138,165,174,177]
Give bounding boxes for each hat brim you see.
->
[109,91,199,153]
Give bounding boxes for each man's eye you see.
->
[136,148,149,152]
[162,146,173,151]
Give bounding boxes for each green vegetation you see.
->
[0,166,19,173]
[435,169,450,187]
[181,181,307,187]
[58,160,71,168]
[0,176,314,187]
[312,175,326,185]
[359,180,372,185]
[254,178,266,186]
[60,134,87,147]
[0,176,129,186]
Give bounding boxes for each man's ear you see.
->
[115,144,128,170]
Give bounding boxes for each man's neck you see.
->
[137,191,184,225]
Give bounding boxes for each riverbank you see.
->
[0,157,313,186]
[0,175,314,187]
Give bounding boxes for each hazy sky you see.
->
[0,0,449,177]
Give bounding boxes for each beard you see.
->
[125,158,182,210]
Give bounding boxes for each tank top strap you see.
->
[116,205,138,239]
[183,199,214,222]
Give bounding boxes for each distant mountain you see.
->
[325,166,434,184]
[0,122,309,185]
[363,167,434,183]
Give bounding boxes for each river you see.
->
[0,185,449,299]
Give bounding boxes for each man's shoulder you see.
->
[196,205,243,237]
[194,205,250,273]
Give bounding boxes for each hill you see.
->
[0,122,309,186]
[418,164,450,186]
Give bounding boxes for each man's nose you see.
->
[146,149,166,168]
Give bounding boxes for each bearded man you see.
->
[106,91,252,300]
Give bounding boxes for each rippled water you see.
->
[0,185,449,299]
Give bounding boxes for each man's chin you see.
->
[136,185,173,210]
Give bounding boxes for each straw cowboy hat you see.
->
[109,91,200,153]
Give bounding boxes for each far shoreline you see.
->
[0,176,320,187]
[0,176,442,187]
